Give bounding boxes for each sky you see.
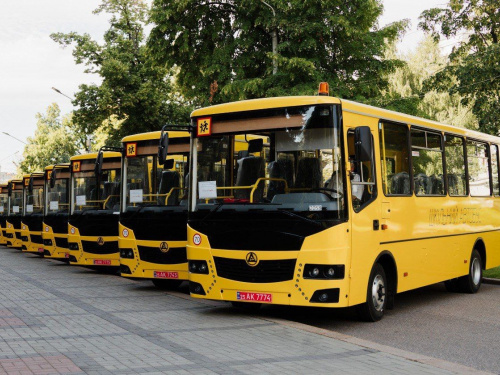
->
[0,0,449,173]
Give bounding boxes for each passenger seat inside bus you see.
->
[294,157,321,190]
[267,158,294,200]
[158,170,180,205]
[103,182,120,210]
[234,139,265,201]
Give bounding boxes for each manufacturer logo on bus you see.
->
[159,242,169,253]
[97,237,105,246]
[246,252,259,267]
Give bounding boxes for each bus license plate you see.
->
[94,259,111,265]
[38,248,44,253]
[154,271,178,279]
[237,291,272,303]
[64,253,69,258]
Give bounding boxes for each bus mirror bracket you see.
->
[354,126,373,162]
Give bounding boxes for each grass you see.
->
[483,266,500,279]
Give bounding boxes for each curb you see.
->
[482,277,500,285]
[168,291,492,375]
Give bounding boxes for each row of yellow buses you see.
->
[2,84,499,321]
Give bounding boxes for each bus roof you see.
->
[122,130,190,143]
[28,172,45,179]
[191,95,500,144]
[70,152,121,161]
[9,179,23,184]
[44,163,71,171]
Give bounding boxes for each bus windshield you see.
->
[10,190,23,216]
[73,169,121,213]
[46,177,69,214]
[25,184,44,214]
[123,154,188,212]
[191,105,346,220]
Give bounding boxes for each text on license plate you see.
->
[154,271,178,279]
[93,259,111,265]
[237,291,272,303]
[38,248,44,253]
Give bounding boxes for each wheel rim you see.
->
[371,274,386,311]
[471,257,481,286]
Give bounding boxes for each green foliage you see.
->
[419,0,500,135]
[19,104,82,174]
[51,0,193,146]
[379,36,477,129]
[148,0,407,106]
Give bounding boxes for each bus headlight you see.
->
[120,248,134,259]
[303,264,345,280]
[189,260,209,274]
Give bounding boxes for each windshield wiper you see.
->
[277,209,324,228]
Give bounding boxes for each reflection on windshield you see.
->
[73,169,121,212]
[0,194,8,215]
[192,105,345,220]
[10,191,23,215]
[47,179,69,214]
[26,186,44,214]
[123,154,188,212]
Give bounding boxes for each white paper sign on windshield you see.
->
[76,195,86,206]
[130,189,143,203]
[26,205,33,213]
[199,181,217,199]
[50,201,59,210]
[13,206,19,213]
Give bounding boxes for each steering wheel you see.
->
[311,187,343,198]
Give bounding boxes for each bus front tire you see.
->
[457,249,482,294]
[357,263,387,322]
[152,279,183,290]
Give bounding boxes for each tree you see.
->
[148,0,407,106]
[18,104,83,174]
[419,0,500,135]
[379,36,477,129]
[51,0,192,146]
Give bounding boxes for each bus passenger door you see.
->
[346,126,382,306]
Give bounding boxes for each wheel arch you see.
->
[375,250,398,296]
[473,237,486,269]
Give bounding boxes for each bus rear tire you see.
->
[152,279,182,290]
[357,263,387,322]
[231,301,261,312]
[457,249,482,294]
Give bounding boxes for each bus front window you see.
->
[26,185,44,214]
[10,191,23,215]
[192,105,346,222]
[123,154,188,212]
[73,169,121,213]
[47,178,69,214]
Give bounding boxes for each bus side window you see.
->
[467,140,491,196]
[445,135,467,196]
[379,122,410,195]
[411,129,445,196]
[491,145,499,196]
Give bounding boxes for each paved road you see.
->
[0,246,477,375]
[259,282,500,373]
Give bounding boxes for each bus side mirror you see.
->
[50,169,57,189]
[28,177,34,194]
[8,183,12,196]
[158,131,169,165]
[94,152,104,177]
[354,126,373,162]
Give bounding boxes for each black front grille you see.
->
[2,231,6,236]
[213,257,296,283]
[15,232,21,239]
[137,246,187,265]
[81,240,119,255]
[30,235,43,244]
[55,237,68,249]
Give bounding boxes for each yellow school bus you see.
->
[186,83,500,321]
[68,152,122,267]
[6,179,24,249]
[21,172,45,254]
[119,130,191,288]
[0,184,9,246]
[43,164,71,259]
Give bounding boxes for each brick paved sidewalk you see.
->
[0,247,487,375]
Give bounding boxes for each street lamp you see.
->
[51,87,73,101]
[261,0,278,75]
[2,132,27,145]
